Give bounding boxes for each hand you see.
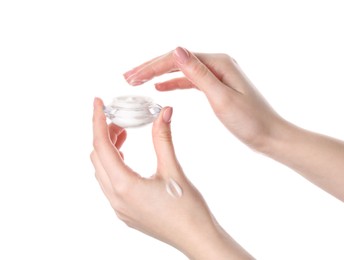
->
[91,98,254,259]
[124,47,344,201]
[123,47,285,152]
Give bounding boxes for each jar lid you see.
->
[103,95,162,128]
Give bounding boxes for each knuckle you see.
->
[113,176,140,201]
[159,129,172,142]
[154,128,173,143]
[153,122,173,142]
[113,179,132,198]
[108,196,121,211]
[92,137,103,150]
[218,53,231,60]
[92,139,98,149]
[116,213,134,229]
[192,62,209,78]
[90,150,96,161]
[211,92,234,115]
[215,53,237,65]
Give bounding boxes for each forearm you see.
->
[262,119,344,201]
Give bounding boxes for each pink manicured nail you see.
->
[129,79,148,86]
[174,47,190,64]
[129,80,143,86]
[163,107,173,123]
[123,69,136,79]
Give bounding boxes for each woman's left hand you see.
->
[90,97,253,259]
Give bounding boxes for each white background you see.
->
[1,0,344,259]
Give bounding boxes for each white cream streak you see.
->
[166,178,183,198]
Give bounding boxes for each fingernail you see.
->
[174,47,190,64]
[154,83,161,90]
[129,80,143,86]
[163,107,173,123]
[123,69,135,79]
[124,71,139,84]
[128,79,148,86]
[129,79,148,86]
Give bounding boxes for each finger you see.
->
[108,123,124,143]
[119,151,124,160]
[123,53,170,79]
[90,150,113,199]
[195,53,249,94]
[108,124,127,149]
[152,106,180,178]
[115,130,127,150]
[155,77,195,91]
[123,51,178,86]
[124,47,231,99]
[173,47,232,98]
[93,98,134,184]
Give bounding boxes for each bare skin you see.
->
[91,99,254,259]
[124,47,344,202]
[91,46,344,259]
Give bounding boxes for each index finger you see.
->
[123,47,231,96]
[123,51,179,86]
[92,98,134,184]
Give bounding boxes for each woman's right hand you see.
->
[124,47,344,202]
[124,47,285,152]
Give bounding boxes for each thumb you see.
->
[152,106,179,176]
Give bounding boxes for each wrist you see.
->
[257,118,301,161]
[252,115,293,154]
[181,220,254,260]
